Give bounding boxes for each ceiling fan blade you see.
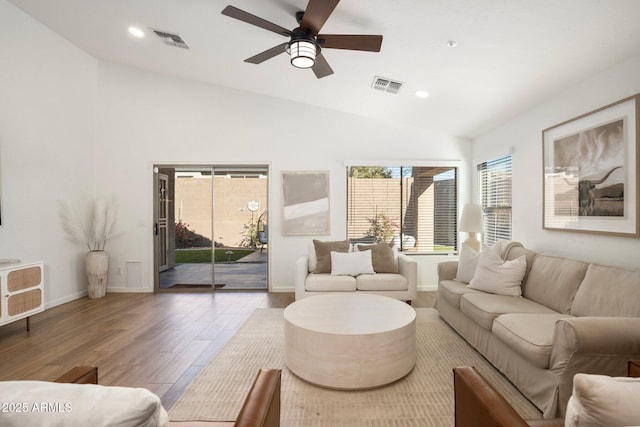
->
[317,34,383,52]
[244,43,288,64]
[222,5,292,37]
[300,0,340,35]
[312,53,333,78]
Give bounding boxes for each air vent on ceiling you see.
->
[152,29,190,49]
[371,76,403,94]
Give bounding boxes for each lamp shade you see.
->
[459,203,483,233]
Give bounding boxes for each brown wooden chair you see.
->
[55,366,281,427]
[453,366,563,427]
[453,362,640,427]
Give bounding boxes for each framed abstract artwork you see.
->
[281,170,330,235]
[542,94,640,236]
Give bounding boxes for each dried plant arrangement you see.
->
[59,197,117,251]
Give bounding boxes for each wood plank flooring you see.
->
[0,291,436,410]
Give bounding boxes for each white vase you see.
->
[86,250,109,298]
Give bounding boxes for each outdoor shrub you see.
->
[239,218,259,248]
[366,211,398,243]
[175,220,197,248]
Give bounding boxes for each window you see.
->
[347,165,458,253]
[478,154,512,247]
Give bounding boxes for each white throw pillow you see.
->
[565,373,640,427]
[454,243,480,283]
[0,381,169,427]
[468,243,526,296]
[308,240,318,272]
[330,250,375,276]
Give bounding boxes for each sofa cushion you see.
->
[454,243,480,283]
[522,255,588,314]
[492,313,574,369]
[460,293,558,330]
[468,244,527,296]
[565,373,640,427]
[312,240,350,274]
[330,250,375,276]
[571,264,640,317]
[438,279,482,309]
[356,273,408,291]
[0,381,169,427]
[305,273,356,292]
[356,243,398,273]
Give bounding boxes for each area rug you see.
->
[169,308,540,426]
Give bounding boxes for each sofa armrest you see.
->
[551,317,640,370]
[235,368,281,427]
[171,369,282,427]
[398,253,418,297]
[54,366,98,384]
[549,317,640,417]
[453,366,561,427]
[294,255,310,301]
[437,260,458,282]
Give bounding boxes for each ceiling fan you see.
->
[221,0,383,78]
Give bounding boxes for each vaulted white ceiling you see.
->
[9,0,640,138]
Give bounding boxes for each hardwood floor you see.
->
[0,291,436,410]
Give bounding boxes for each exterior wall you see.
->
[175,175,268,248]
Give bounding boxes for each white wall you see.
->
[12,0,639,301]
[0,0,97,306]
[473,52,640,268]
[94,61,471,293]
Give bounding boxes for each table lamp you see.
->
[459,203,483,252]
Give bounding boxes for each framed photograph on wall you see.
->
[542,94,640,236]
[281,170,330,235]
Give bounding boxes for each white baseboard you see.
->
[45,290,87,310]
[107,287,154,293]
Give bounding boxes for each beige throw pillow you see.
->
[356,243,398,273]
[565,373,640,427]
[313,240,350,273]
[454,243,480,283]
[468,243,526,296]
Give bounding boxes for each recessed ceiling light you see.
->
[447,40,457,48]
[415,90,429,98]
[128,27,145,38]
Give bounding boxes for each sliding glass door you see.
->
[153,165,268,292]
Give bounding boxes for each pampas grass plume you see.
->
[58,200,91,251]
[59,197,117,251]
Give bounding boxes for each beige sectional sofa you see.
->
[436,241,640,418]
[295,240,417,303]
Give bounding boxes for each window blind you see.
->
[347,166,458,254]
[478,154,512,247]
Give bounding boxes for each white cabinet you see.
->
[0,262,44,331]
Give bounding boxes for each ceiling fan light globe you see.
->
[289,40,316,69]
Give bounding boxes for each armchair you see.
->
[453,366,562,427]
[453,362,640,427]
[55,366,281,427]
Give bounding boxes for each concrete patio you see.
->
[159,250,267,290]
